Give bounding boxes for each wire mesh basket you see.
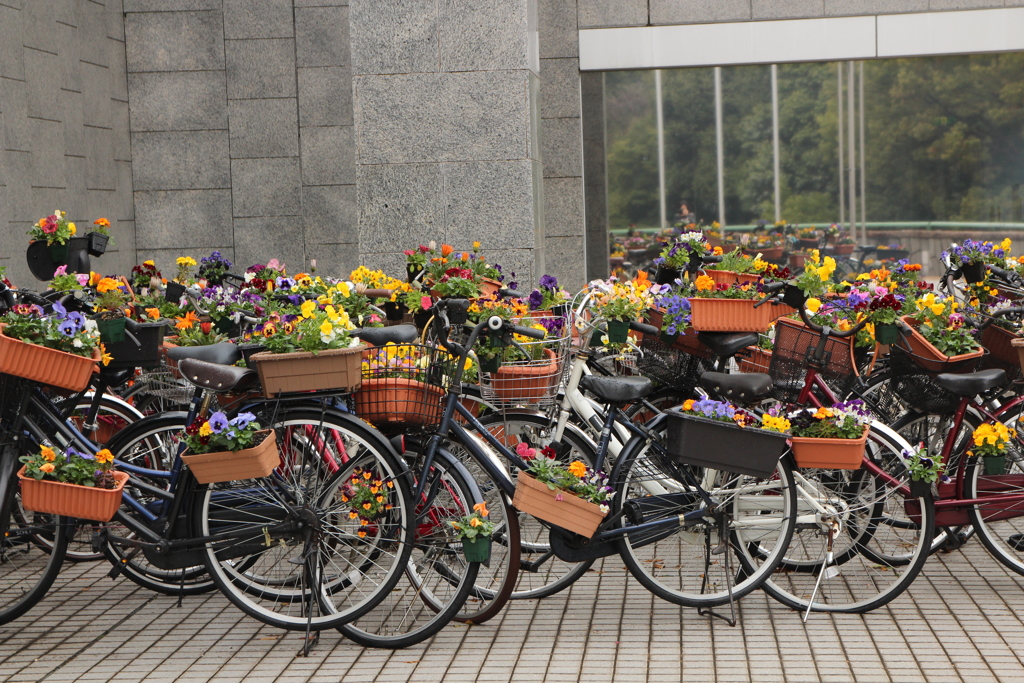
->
[768,318,858,404]
[636,335,714,393]
[888,345,963,414]
[736,335,773,374]
[592,346,641,376]
[131,367,195,405]
[478,311,572,408]
[352,342,457,434]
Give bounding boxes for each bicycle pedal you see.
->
[1008,533,1024,551]
[107,561,125,579]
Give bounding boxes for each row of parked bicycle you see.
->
[2,241,1024,651]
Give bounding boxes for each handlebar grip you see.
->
[123,317,141,334]
[988,264,1023,286]
[361,288,394,299]
[761,281,787,293]
[510,324,546,340]
[701,254,724,264]
[20,291,50,307]
[498,288,525,299]
[629,320,659,336]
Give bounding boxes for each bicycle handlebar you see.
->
[755,281,867,338]
[629,320,659,336]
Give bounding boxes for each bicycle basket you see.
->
[637,335,713,394]
[478,312,571,408]
[352,343,456,434]
[887,345,964,414]
[980,324,1021,381]
[768,318,858,404]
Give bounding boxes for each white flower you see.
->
[72,338,83,348]
[244,272,255,283]
[83,319,98,332]
[599,504,610,515]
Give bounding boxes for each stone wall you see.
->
[0,0,134,285]
[123,0,356,280]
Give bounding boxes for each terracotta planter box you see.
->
[831,244,856,256]
[18,466,129,522]
[704,270,760,287]
[512,472,606,538]
[0,325,100,392]
[478,278,503,298]
[737,347,773,374]
[898,316,983,373]
[181,430,280,484]
[797,238,820,249]
[688,298,795,333]
[790,427,869,470]
[353,377,445,427]
[744,246,783,259]
[490,348,559,403]
[251,343,365,397]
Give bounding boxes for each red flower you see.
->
[200,322,212,334]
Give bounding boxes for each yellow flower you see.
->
[568,461,587,477]
[682,399,695,411]
[473,241,481,250]
[40,446,56,462]
[199,422,213,437]
[301,300,316,319]
[805,297,822,313]
[325,305,340,322]
[145,307,161,320]
[100,343,113,366]
[929,304,945,316]
[95,449,114,464]
[469,517,481,527]
[320,321,334,336]
[175,256,196,267]
[68,222,76,235]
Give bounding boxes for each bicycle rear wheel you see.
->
[965,415,1024,575]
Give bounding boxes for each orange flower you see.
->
[145,307,161,319]
[473,502,489,517]
[95,449,114,464]
[175,311,199,330]
[40,446,56,462]
[89,271,102,286]
[40,463,55,473]
[357,530,367,538]
[96,277,120,293]
[94,218,110,228]
[694,275,715,292]
[440,244,454,257]
[349,511,358,519]
[362,503,372,510]
[363,472,372,480]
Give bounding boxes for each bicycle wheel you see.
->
[0,450,69,625]
[102,413,217,595]
[470,412,598,600]
[965,407,1024,575]
[196,409,415,631]
[613,416,797,608]
[749,425,935,613]
[338,447,482,648]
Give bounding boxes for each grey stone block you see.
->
[928,0,1002,9]
[0,6,26,81]
[24,48,62,120]
[295,6,350,67]
[108,40,130,101]
[544,235,586,291]
[76,1,109,68]
[540,58,580,120]
[443,160,536,250]
[302,243,361,279]
[300,125,354,185]
[354,71,531,164]
[107,0,126,42]
[134,189,234,249]
[82,62,113,130]
[224,0,295,39]
[357,162,444,253]
[823,0,928,15]
[62,91,86,159]
[543,176,584,237]
[538,0,578,59]
[115,159,136,221]
[230,157,302,217]
[298,66,353,127]
[295,0,350,6]
[1,79,30,153]
[752,0,825,19]
[125,11,224,72]
[233,216,307,273]
[229,98,299,158]
[225,38,296,99]
[127,71,228,132]
[112,100,133,161]
[303,184,357,244]
[124,0,221,9]
[540,117,582,179]
[27,118,64,189]
[438,0,529,72]
[85,127,117,191]
[649,0,752,24]
[357,250,408,280]
[349,0,438,75]
[131,130,231,191]
[577,0,647,28]
[57,22,83,94]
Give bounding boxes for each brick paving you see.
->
[2,542,1024,683]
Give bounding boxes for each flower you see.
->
[40,446,56,462]
[175,311,199,330]
[568,461,587,477]
[694,275,716,292]
[473,502,489,517]
[95,449,114,464]
[40,463,55,473]
[198,422,213,437]
[208,412,230,434]
[145,307,161,319]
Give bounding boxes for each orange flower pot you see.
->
[790,427,869,470]
[705,270,760,287]
[478,278,503,298]
[0,325,100,392]
[744,246,783,259]
[512,472,606,538]
[18,467,129,522]
[490,348,559,403]
[737,347,773,374]
[898,316,983,373]
[251,344,365,397]
[353,377,445,427]
[181,430,281,484]
[688,298,794,333]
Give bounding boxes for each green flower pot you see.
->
[462,536,491,563]
[606,319,630,344]
[481,355,501,374]
[48,241,69,263]
[874,322,900,345]
[97,316,126,343]
[984,455,1005,476]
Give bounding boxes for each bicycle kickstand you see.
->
[802,520,839,623]
[697,510,737,627]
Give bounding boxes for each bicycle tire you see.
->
[337,447,482,648]
[196,408,416,631]
[613,414,798,608]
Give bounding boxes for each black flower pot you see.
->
[908,479,931,498]
[407,264,423,283]
[551,303,571,319]
[444,298,470,326]
[48,241,70,263]
[382,300,408,321]
[653,266,681,286]
[165,281,186,303]
[86,232,109,257]
[26,237,91,281]
[413,307,434,330]
[961,261,986,283]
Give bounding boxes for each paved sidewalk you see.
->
[2,541,1024,683]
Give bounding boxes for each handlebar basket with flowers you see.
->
[478,309,572,407]
[0,304,103,392]
[897,292,983,373]
[18,446,128,522]
[768,316,859,404]
[352,342,457,433]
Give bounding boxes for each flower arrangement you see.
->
[198,251,232,285]
[588,276,661,322]
[49,265,83,292]
[655,292,691,336]
[865,291,904,325]
[254,301,357,354]
[342,468,395,534]
[131,260,162,292]
[908,292,980,357]
[404,245,430,271]
[527,274,570,311]
[449,502,496,540]
[361,342,428,380]
[1,303,101,358]
[19,445,118,489]
[967,422,1017,460]
[28,210,76,246]
[350,266,403,292]
[900,443,948,485]
[520,444,613,512]
[655,231,709,270]
[91,217,111,237]
[679,398,788,433]
[792,251,836,298]
[691,274,761,300]
[432,267,480,298]
[787,400,871,440]
[944,239,1006,266]
[94,276,129,315]
[182,411,264,454]
[175,317,230,346]
[707,247,760,274]
[174,256,197,283]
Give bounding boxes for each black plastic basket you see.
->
[664,409,789,479]
[352,343,456,434]
[768,318,858,404]
[105,322,167,369]
[637,335,714,394]
[888,346,963,414]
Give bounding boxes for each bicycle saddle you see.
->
[697,332,759,359]
[178,357,259,394]
[166,342,242,366]
[580,375,652,403]
[699,371,773,403]
[356,325,418,347]
[934,369,1006,397]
